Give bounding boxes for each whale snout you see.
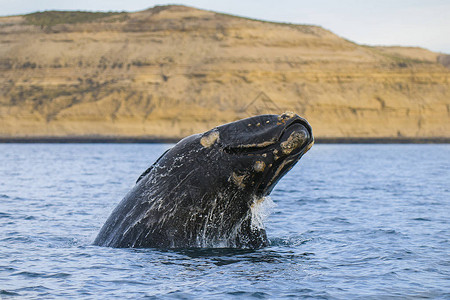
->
[253,114,313,196]
[277,112,314,157]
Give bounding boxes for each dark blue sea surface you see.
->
[0,144,449,299]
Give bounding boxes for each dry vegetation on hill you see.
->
[0,5,449,140]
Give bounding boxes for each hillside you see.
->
[0,5,449,140]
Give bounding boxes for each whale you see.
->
[93,112,314,248]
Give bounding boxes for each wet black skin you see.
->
[93,113,314,249]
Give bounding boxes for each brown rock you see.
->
[0,5,449,140]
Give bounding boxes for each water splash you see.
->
[250,196,276,230]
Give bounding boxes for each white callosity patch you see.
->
[278,111,296,121]
[253,161,265,172]
[280,131,307,155]
[304,140,314,152]
[237,140,275,149]
[200,130,220,148]
[250,196,276,230]
[230,172,246,189]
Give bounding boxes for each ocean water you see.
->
[0,143,449,299]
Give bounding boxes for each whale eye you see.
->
[223,147,233,154]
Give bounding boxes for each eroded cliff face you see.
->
[0,5,449,139]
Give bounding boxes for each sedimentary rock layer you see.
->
[0,5,449,139]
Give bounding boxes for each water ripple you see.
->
[0,144,448,299]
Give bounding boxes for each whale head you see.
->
[198,112,314,197]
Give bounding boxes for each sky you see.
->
[1,0,449,54]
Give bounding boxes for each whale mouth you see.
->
[220,115,313,197]
[255,120,313,196]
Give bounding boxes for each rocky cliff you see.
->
[0,5,449,140]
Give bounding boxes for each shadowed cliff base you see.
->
[0,5,449,140]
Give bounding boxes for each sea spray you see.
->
[250,196,276,230]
